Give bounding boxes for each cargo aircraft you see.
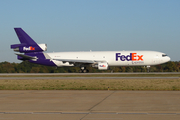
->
[11,28,170,72]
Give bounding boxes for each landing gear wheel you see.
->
[83,69,87,73]
[147,66,150,73]
[79,67,89,73]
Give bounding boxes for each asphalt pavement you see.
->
[0,90,179,120]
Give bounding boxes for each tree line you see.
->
[0,61,179,73]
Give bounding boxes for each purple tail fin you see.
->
[11,28,47,53]
[10,28,55,66]
[14,28,37,45]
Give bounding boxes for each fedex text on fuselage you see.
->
[116,53,143,61]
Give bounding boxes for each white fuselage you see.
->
[11,28,171,71]
[46,51,170,67]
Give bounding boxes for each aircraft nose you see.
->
[167,56,171,62]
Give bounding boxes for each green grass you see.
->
[0,73,180,77]
[0,78,180,90]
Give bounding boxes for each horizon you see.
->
[0,0,180,62]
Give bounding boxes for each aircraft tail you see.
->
[10,28,57,66]
[11,28,47,53]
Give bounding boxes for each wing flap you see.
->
[53,59,107,64]
[53,59,94,64]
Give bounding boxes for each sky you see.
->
[0,0,180,63]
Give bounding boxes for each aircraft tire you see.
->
[83,69,87,73]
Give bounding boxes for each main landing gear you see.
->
[147,66,150,73]
[79,67,89,73]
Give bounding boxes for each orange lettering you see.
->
[30,46,35,50]
[132,53,137,61]
[137,55,143,61]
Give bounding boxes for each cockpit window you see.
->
[162,54,168,57]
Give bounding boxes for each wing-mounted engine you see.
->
[98,62,109,70]
[11,44,47,53]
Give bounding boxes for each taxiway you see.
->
[0,90,179,120]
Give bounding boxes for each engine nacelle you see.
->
[12,44,47,53]
[38,44,47,51]
[98,62,108,70]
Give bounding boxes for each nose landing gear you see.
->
[147,66,150,73]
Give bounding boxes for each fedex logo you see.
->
[23,46,35,51]
[99,65,106,67]
[116,53,143,61]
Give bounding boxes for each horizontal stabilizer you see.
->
[15,53,36,60]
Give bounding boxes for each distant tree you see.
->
[164,61,177,72]
[30,67,40,73]
[0,61,179,73]
[126,67,133,72]
[176,62,180,72]
[0,61,15,73]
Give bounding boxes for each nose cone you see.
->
[161,53,170,64]
[164,56,171,63]
[167,56,171,62]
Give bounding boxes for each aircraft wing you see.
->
[15,53,36,60]
[53,59,107,64]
